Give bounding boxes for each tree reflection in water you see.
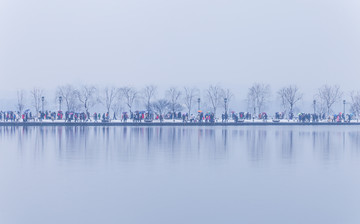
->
[1,126,360,164]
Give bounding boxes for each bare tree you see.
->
[76,85,97,113]
[142,85,157,112]
[111,100,124,120]
[183,87,199,115]
[317,85,343,115]
[152,99,170,116]
[119,87,138,114]
[247,83,271,115]
[99,87,118,113]
[277,85,303,115]
[221,88,234,113]
[350,91,360,117]
[16,90,26,114]
[56,85,79,111]
[167,87,182,116]
[31,87,44,113]
[206,85,223,116]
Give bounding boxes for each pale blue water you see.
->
[0,126,360,224]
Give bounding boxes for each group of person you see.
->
[0,111,18,122]
[295,112,353,123]
[0,110,357,123]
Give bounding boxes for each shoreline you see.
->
[1,121,360,126]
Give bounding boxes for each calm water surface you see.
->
[1,126,360,224]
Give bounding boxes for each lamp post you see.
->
[313,100,316,114]
[59,96,62,111]
[343,100,346,116]
[41,96,45,113]
[197,98,200,111]
[224,98,228,120]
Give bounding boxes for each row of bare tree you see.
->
[14,84,360,117]
[15,85,233,116]
[247,84,360,116]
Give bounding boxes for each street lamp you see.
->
[197,98,200,111]
[313,100,316,114]
[59,96,62,111]
[41,96,45,113]
[224,97,228,112]
[343,100,346,115]
[224,98,228,122]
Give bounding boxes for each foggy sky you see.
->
[1,0,360,112]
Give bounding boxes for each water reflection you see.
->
[2,126,360,224]
[246,129,268,162]
[1,126,360,164]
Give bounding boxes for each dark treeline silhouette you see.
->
[2,83,359,123]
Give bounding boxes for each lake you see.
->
[0,126,360,224]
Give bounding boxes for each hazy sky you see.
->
[1,0,360,110]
